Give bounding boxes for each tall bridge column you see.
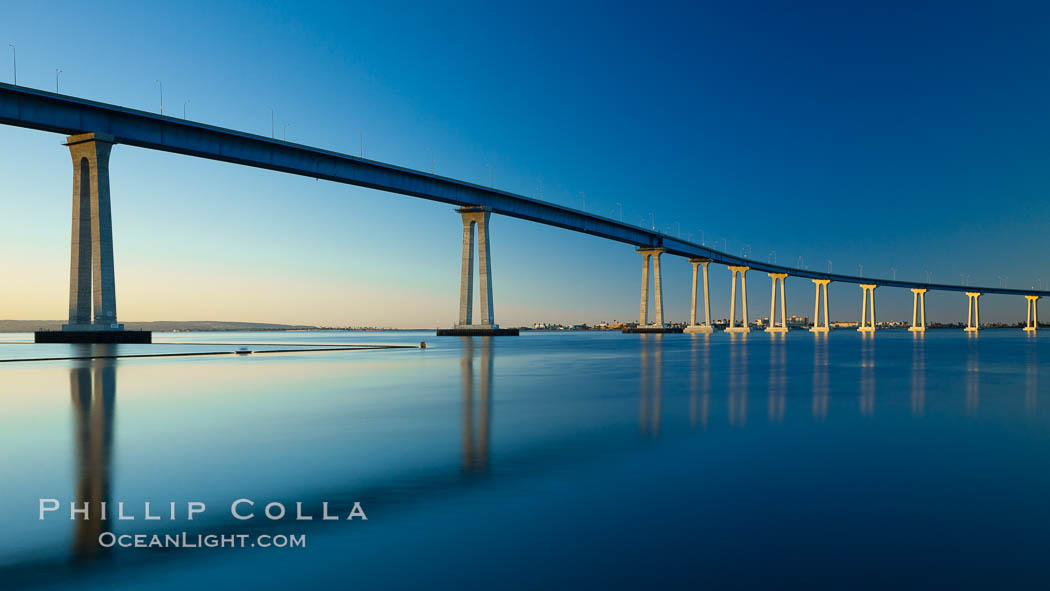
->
[439,207,517,336]
[685,258,714,333]
[1025,296,1040,332]
[637,248,666,327]
[726,266,750,333]
[909,288,927,332]
[63,133,121,332]
[858,284,877,332]
[36,134,150,343]
[766,273,788,333]
[964,292,981,332]
[810,279,830,332]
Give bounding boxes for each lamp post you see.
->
[268,106,274,138]
[183,99,190,120]
[55,68,62,93]
[154,80,163,114]
[283,123,292,140]
[615,202,622,222]
[8,44,15,85]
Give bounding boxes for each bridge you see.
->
[1,81,1045,340]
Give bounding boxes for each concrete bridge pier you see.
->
[1025,295,1040,332]
[766,273,788,333]
[624,248,680,333]
[638,248,665,326]
[35,133,149,344]
[438,207,517,336]
[725,266,751,333]
[858,284,877,332]
[964,292,981,332]
[909,288,927,332]
[810,279,830,332]
[685,258,714,333]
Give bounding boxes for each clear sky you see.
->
[2,1,1050,327]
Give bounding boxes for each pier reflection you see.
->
[689,335,710,430]
[859,333,875,417]
[1026,342,1038,414]
[639,335,663,437]
[728,334,748,426]
[69,349,116,560]
[911,334,926,417]
[767,335,786,423]
[966,338,980,416]
[461,337,493,473]
[812,334,828,421]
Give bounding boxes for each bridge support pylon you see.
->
[964,292,981,332]
[858,284,877,332]
[34,133,149,344]
[685,258,714,333]
[810,279,830,332]
[623,248,681,333]
[1025,295,1040,332]
[637,248,666,327]
[725,266,750,333]
[438,207,517,336]
[909,288,927,332]
[766,273,788,333]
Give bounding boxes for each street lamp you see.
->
[183,99,190,120]
[615,202,623,222]
[55,68,62,93]
[268,106,274,138]
[154,80,163,114]
[283,123,292,140]
[8,44,15,85]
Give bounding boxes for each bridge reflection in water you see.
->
[69,350,116,561]
[48,332,1045,571]
[639,336,663,437]
[460,338,492,473]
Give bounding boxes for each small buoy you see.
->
[236,347,252,355]
[420,341,427,349]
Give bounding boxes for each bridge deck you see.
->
[1,82,1043,297]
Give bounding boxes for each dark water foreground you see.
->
[0,330,1047,589]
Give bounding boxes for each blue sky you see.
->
[2,0,1050,326]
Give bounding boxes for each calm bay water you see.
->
[1,329,1048,589]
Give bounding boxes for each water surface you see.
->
[1,330,1047,589]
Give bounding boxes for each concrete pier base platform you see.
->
[684,324,715,334]
[35,330,152,344]
[437,327,519,336]
[622,326,684,334]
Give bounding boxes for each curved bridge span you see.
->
[0,82,1044,335]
